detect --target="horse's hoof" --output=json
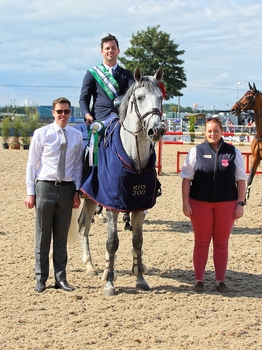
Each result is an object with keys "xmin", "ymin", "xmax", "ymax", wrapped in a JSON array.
[
  {"xmin": 95, "ymin": 205, "xmax": 103, "ymax": 215},
  {"xmin": 99, "ymin": 217, "xmax": 107, "ymax": 224},
  {"xmin": 136, "ymin": 281, "xmax": 150, "ymax": 291},
  {"xmin": 86, "ymin": 263, "xmax": 98, "ymax": 277},
  {"xmin": 86, "ymin": 269, "xmax": 98, "ymax": 277},
  {"xmin": 156, "ymin": 188, "xmax": 162, "ymax": 197},
  {"xmin": 103, "ymin": 282, "xmax": 116, "ymax": 297},
  {"xmin": 136, "ymin": 277, "xmax": 150, "ymax": 291},
  {"xmin": 124, "ymin": 223, "xmax": 132, "ymax": 231}
]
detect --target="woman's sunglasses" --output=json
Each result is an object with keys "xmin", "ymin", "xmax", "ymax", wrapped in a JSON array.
[{"xmin": 206, "ymin": 116, "xmax": 221, "ymax": 122}]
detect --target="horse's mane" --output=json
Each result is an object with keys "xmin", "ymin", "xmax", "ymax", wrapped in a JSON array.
[{"xmin": 119, "ymin": 76, "xmax": 161, "ymax": 121}]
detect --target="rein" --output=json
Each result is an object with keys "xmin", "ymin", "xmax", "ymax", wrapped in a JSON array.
[{"xmin": 120, "ymin": 89, "xmax": 162, "ymax": 172}]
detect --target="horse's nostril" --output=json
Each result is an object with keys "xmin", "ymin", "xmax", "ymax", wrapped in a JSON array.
[{"xmin": 148, "ymin": 129, "xmax": 154, "ymax": 136}]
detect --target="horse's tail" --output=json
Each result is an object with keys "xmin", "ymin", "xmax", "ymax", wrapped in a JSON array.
[{"xmin": 67, "ymin": 206, "xmax": 82, "ymax": 246}]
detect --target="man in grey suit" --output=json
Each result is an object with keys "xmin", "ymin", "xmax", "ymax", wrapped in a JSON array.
[{"xmin": 25, "ymin": 97, "xmax": 83, "ymax": 293}]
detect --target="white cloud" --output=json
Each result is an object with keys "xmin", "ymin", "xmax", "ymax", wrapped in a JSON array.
[{"xmin": 216, "ymin": 73, "xmax": 230, "ymax": 81}]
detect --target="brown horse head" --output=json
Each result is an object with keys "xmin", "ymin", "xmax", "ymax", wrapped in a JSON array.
[{"xmin": 231, "ymin": 82, "xmax": 259, "ymax": 116}]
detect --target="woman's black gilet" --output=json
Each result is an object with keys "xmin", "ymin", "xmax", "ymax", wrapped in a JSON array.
[{"xmin": 189, "ymin": 140, "xmax": 237, "ymax": 202}]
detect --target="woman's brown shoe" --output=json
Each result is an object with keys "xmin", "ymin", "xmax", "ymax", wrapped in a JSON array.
[
  {"xmin": 215, "ymin": 282, "xmax": 229, "ymax": 293},
  {"xmin": 194, "ymin": 281, "xmax": 204, "ymax": 293}
]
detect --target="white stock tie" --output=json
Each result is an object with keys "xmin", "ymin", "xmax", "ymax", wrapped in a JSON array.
[{"xmin": 56, "ymin": 129, "xmax": 67, "ymax": 181}]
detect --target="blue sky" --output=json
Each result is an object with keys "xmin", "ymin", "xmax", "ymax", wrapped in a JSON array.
[{"xmin": 0, "ymin": 0, "xmax": 261, "ymax": 111}]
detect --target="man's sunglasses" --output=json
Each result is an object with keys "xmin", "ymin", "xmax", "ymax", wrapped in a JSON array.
[{"xmin": 54, "ymin": 109, "xmax": 70, "ymax": 115}]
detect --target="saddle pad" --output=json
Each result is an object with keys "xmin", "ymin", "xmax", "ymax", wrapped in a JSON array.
[{"xmin": 80, "ymin": 120, "xmax": 161, "ymax": 212}]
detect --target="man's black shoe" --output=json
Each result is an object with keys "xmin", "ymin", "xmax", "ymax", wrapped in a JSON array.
[
  {"xmin": 54, "ymin": 280, "xmax": 75, "ymax": 292},
  {"xmin": 35, "ymin": 281, "xmax": 46, "ymax": 292}
]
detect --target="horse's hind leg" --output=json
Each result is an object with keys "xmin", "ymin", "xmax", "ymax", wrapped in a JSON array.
[
  {"xmin": 79, "ymin": 199, "xmax": 98, "ymax": 276},
  {"xmin": 102, "ymin": 210, "xmax": 119, "ymax": 297},
  {"xmin": 131, "ymin": 211, "xmax": 149, "ymax": 291},
  {"xmin": 94, "ymin": 204, "xmax": 106, "ymax": 223},
  {"xmin": 123, "ymin": 212, "xmax": 132, "ymax": 231}
]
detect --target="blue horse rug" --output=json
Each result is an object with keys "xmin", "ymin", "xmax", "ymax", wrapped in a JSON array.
[{"xmin": 80, "ymin": 119, "xmax": 161, "ymax": 212}]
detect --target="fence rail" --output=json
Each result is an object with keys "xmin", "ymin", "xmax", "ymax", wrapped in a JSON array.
[
  {"xmin": 175, "ymin": 151, "xmax": 261, "ymax": 174},
  {"xmin": 156, "ymin": 131, "xmax": 256, "ymax": 175}
]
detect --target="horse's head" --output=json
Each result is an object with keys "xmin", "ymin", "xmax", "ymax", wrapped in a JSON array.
[
  {"xmin": 133, "ymin": 67, "xmax": 167, "ymax": 142},
  {"xmin": 231, "ymin": 83, "xmax": 258, "ymax": 116},
  {"xmin": 120, "ymin": 67, "xmax": 167, "ymax": 142}
]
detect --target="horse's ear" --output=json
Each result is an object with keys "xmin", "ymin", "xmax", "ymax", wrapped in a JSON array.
[
  {"xmin": 248, "ymin": 82, "xmax": 253, "ymax": 91},
  {"xmin": 154, "ymin": 67, "xmax": 163, "ymax": 81},
  {"xmin": 253, "ymin": 83, "xmax": 257, "ymax": 93},
  {"xmin": 134, "ymin": 67, "xmax": 142, "ymax": 82}
]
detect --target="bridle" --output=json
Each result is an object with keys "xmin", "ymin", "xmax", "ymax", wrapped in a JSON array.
[
  {"xmin": 235, "ymin": 90, "xmax": 262, "ymax": 141},
  {"xmin": 234, "ymin": 90, "xmax": 257, "ymax": 113},
  {"xmin": 120, "ymin": 86, "xmax": 163, "ymax": 172},
  {"xmin": 121, "ymin": 88, "xmax": 162, "ymax": 136}
]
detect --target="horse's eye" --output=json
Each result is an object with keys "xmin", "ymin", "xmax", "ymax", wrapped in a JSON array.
[{"xmin": 137, "ymin": 94, "xmax": 145, "ymax": 102}]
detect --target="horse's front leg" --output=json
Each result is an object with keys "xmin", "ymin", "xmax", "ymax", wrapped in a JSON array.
[
  {"xmin": 102, "ymin": 210, "xmax": 119, "ymax": 297},
  {"xmin": 131, "ymin": 211, "xmax": 149, "ymax": 291},
  {"xmin": 79, "ymin": 199, "xmax": 98, "ymax": 276},
  {"xmin": 246, "ymin": 157, "xmax": 260, "ymax": 203}
]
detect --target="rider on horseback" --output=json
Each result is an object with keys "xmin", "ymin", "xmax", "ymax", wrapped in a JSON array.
[
  {"xmin": 79, "ymin": 34, "xmax": 135, "ymax": 227},
  {"xmin": 79, "ymin": 33, "xmax": 135, "ymax": 131}
]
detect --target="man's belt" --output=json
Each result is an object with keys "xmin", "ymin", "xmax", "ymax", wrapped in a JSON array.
[{"xmin": 38, "ymin": 180, "xmax": 73, "ymax": 186}]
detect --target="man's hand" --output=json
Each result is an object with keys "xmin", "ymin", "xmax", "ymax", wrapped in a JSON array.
[
  {"xmin": 73, "ymin": 192, "xmax": 81, "ymax": 209},
  {"xmin": 85, "ymin": 114, "xmax": 93, "ymax": 126},
  {"xmin": 24, "ymin": 195, "xmax": 35, "ymax": 209}
]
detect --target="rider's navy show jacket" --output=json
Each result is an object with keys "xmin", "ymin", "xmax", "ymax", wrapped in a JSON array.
[{"xmin": 79, "ymin": 65, "xmax": 134, "ymax": 122}]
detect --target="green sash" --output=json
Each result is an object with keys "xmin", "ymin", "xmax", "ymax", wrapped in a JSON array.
[{"xmin": 89, "ymin": 64, "xmax": 120, "ymax": 100}]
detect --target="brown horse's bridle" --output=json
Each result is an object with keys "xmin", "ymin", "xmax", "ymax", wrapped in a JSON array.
[
  {"xmin": 235, "ymin": 90, "xmax": 262, "ymax": 141},
  {"xmin": 235, "ymin": 90, "xmax": 257, "ymax": 112}
]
